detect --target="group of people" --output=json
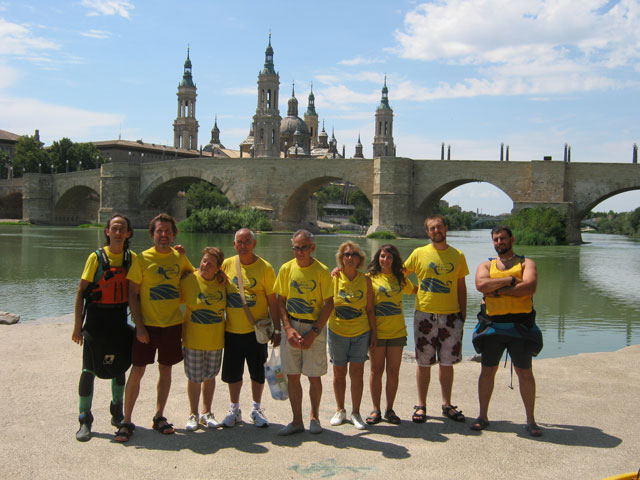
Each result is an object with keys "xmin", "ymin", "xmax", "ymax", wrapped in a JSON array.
[{"xmin": 72, "ymin": 212, "xmax": 544, "ymax": 444}]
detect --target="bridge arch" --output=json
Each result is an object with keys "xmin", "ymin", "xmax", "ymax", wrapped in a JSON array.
[
  {"xmin": 54, "ymin": 185, "xmax": 100, "ymax": 225},
  {"xmin": 575, "ymin": 186, "xmax": 640, "ymax": 220},
  {"xmin": 279, "ymin": 175, "xmax": 373, "ymax": 231},
  {"xmin": 0, "ymin": 191, "xmax": 23, "ymax": 219},
  {"xmin": 415, "ymin": 178, "xmax": 514, "ymax": 223}
]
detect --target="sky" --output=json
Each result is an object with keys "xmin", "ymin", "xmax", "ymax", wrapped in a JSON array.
[{"xmin": 1, "ymin": 0, "xmax": 639, "ymax": 215}]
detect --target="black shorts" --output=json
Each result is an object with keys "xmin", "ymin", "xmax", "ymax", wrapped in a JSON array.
[
  {"xmin": 221, "ymin": 331, "xmax": 268, "ymax": 384},
  {"xmin": 82, "ymin": 305, "xmax": 133, "ymax": 379},
  {"xmin": 480, "ymin": 335, "xmax": 533, "ymax": 369}
]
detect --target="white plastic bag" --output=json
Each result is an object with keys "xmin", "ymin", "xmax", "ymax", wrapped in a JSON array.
[{"xmin": 264, "ymin": 346, "xmax": 288, "ymax": 401}]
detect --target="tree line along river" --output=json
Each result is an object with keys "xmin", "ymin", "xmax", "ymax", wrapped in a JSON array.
[{"xmin": 1, "ymin": 225, "xmax": 638, "ymax": 359}]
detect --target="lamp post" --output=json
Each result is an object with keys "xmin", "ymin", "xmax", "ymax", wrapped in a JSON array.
[
  {"xmin": 51, "ymin": 163, "xmax": 54, "ymax": 174},
  {"xmin": 38, "ymin": 162, "xmax": 41, "ymax": 173},
  {"xmin": 65, "ymin": 159, "xmax": 69, "ymax": 173},
  {"xmin": 78, "ymin": 160, "xmax": 82, "ymax": 171}
]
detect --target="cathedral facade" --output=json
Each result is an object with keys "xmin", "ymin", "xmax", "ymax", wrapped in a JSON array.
[{"xmin": 173, "ymin": 36, "xmax": 396, "ymax": 159}]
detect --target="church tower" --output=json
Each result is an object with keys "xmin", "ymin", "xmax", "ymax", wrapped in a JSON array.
[
  {"xmin": 372, "ymin": 76, "xmax": 395, "ymax": 157},
  {"xmin": 173, "ymin": 48, "xmax": 199, "ymax": 150},
  {"xmin": 354, "ymin": 134, "xmax": 364, "ymax": 158},
  {"xmin": 304, "ymin": 83, "xmax": 319, "ymax": 148},
  {"xmin": 252, "ymin": 34, "xmax": 281, "ymax": 158}
]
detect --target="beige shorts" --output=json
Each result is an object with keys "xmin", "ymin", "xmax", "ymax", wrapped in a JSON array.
[{"xmin": 281, "ymin": 318, "xmax": 328, "ymax": 377}]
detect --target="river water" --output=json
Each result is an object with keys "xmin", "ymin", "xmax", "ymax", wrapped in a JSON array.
[{"xmin": 1, "ymin": 225, "xmax": 638, "ymax": 359}]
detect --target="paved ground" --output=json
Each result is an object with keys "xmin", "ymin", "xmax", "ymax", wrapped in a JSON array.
[{"xmin": 1, "ymin": 315, "xmax": 638, "ymax": 480}]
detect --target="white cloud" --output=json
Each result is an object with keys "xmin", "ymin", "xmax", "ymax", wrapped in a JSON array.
[
  {"xmin": 0, "ymin": 96, "xmax": 124, "ymax": 143},
  {"xmin": 81, "ymin": 0, "xmax": 134, "ymax": 19},
  {"xmin": 0, "ymin": 17, "xmax": 60, "ymax": 55},
  {"xmin": 392, "ymin": 0, "xmax": 640, "ymax": 97},
  {"xmin": 80, "ymin": 29, "xmax": 111, "ymax": 39},
  {"xmin": 0, "ymin": 61, "xmax": 18, "ymax": 89},
  {"xmin": 223, "ymin": 86, "xmax": 255, "ymax": 96},
  {"xmin": 338, "ymin": 56, "xmax": 384, "ymax": 66}
]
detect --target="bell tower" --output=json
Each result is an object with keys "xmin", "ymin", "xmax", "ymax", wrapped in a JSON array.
[
  {"xmin": 173, "ymin": 47, "xmax": 199, "ymax": 150},
  {"xmin": 252, "ymin": 33, "xmax": 281, "ymax": 158},
  {"xmin": 304, "ymin": 83, "xmax": 319, "ymax": 148},
  {"xmin": 372, "ymin": 76, "xmax": 395, "ymax": 158}
]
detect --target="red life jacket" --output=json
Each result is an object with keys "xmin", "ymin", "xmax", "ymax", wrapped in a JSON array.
[{"xmin": 84, "ymin": 248, "xmax": 132, "ymax": 306}]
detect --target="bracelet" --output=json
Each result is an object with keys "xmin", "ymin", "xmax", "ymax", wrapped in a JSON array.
[
  {"xmin": 510, "ymin": 276, "xmax": 517, "ymax": 287},
  {"xmin": 311, "ymin": 325, "xmax": 320, "ymax": 334}
]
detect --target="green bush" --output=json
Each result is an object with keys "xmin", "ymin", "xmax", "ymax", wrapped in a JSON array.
[
  {"xmin": 506, "ymin": 207, "xmax": 567, "ymax": 245},
  {"xmin": 367, "ymin": 231, "xmax": 397, "ymax": 239},
  {"xmin": 179, "ymin": 206, "xmax": 272, "ymax": 233}
]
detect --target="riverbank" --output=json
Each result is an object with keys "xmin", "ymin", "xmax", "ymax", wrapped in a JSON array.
[{"xmin": 1, "ymin": 315, "xmax": 638, "ymax": 479}]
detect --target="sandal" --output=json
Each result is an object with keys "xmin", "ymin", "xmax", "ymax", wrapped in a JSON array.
[
  {"xmin": 412, "ymin": 405, "xmax": 427, "ymax": 424},
  {"xmin": 384, "ymin": 409, "xmax": 401, "ymax": 425},
  {"xmin": 442, "ymin": 404, "xmax": 465, "ymax": 422},
  {"xmin": 114, "ymin": 422, "xmax": 135, "ymax": 442},
  {"xmin": 470, "ymin": 417, "xmax": 489, "ymax": 431},
  {"xmin": 152, "ymin": 415, "xmax": 175, "ymax": 435},
  {"xmin": 524, "ymin": 422, "xmax": 542, "ymax": 437},
  {"xmin": 366, "ymin": 410, "xmax": 382, "ymax": 425}
]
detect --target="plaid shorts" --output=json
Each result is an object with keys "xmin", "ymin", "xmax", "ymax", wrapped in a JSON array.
[
  {"xmin": 413, "ymin": 311, "xmax": 464, "ymax": 366},
  {"xmin": 183, "ymin": 347, "xmax": 223, "ymax": 383}
]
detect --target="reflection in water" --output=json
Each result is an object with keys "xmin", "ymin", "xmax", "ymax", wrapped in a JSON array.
[{"xmin": 0, "ymin": 226, "xmax": 638, "ymax": 358}]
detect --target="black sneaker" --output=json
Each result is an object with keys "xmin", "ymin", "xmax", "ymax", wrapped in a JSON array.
[
  {"xmin": 110, "ymin": 402, "xmax": 124, "ymax": 427},
  {"xmin": 76, "ymin": 411, "xmax": 94, "ymax": 442}
]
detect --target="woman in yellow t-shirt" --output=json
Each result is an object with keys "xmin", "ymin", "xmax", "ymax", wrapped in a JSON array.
[
  {"xmin": 180, "ymin": 246, "xmax": 229, "ymax": 432},
  {"xmin": 327, "ymin": 241, "xmax": 376, "ymax": 430},
  {"xmin": 366, "ymin": 244, "xmax": 415, "ymax": 425}
]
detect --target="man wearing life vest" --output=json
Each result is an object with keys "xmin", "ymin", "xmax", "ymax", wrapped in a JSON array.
[
  {"xmin": 472, "ymin": 225, "xmax": 543, "ymax": 437},
  {"xmin": 115, "ymin": 213, "xmax": 194, "ymax": 442},
  {"xmin": 72, "ymin": 214, "xmax": 136, "ymax": 442}
]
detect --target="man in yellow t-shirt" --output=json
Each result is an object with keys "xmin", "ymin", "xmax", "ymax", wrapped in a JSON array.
[
  {"xmin": 115, "ymin": 213, "xmax": 194, "ymax": 442},
  {"xmin": 274, "ymin": 229, "xmax": 333, "ymax": 436},
  {"xmin": 404, "ymin": 214, "xmax": 468, "ymax": 424},
  {"xmin": 219, "ymin": 228, "xmax": 280, "ymax": 429}
]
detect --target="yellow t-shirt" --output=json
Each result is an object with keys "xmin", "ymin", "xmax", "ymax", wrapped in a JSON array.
[
  {"xmin": 485, "ymin": 259, "xmax": 533, "ymax": 315},
  {"xmin": 273, "ymin": 258, "xmax": 332, "ymax": 321},
  {"xmin": 180, "ymin": 271, "xmax": 228, "ymax": 350},
  {"xmin": 221, "ymin": 255, "xmax": 276, "ymax": 334},
  {"xmin": 370, "ymin": 273, "xmax": 414, "ymax": 339},
  {"xmin": 404, "ymin": 244, "xmax": 469, "ymax": 314},
  {"xmin": 127, "ymin": 247, "xmax": 194, "ymax": 327},
  {"xmin": 81, "ymin": 247, "xmax": 137, "ymax": 282},
  {"xmin": 328, "ymin": 271, "xmax": 370, "ymax": 337}
]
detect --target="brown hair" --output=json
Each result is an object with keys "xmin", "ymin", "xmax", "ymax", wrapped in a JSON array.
[
  {"xmin": 104, "ymin": 213, "xmax": 133, "ymax": 250},
  {"xmin": 149, "ymin": 213, "xmax": 178, "ymax": 237},
  {"xmin": 201, "ymin": 246, "xmax": 224, "ymax": 268}
]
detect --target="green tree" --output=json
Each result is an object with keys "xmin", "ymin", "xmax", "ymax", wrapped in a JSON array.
[
  {"xmin": 49, "ymin": 138, "xmax": 104, "ymax": 172},
  {"xmin": 185, "ymin": 181, "xmax": 231, "ymax": 216},
  {"xmin": 0, "ymin": 151, "xmax": 10, "ymax": 178},
  {"xmin": 12, "ymin": 134, "xmax": 50, "ymax": 176},
  {"xmin": 506, "ymin": 207, "xmax": 567, "ymax": 245}
]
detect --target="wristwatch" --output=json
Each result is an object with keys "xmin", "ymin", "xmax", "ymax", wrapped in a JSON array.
[
  {"xmin": 311, "ymin": 325, "xmax": 320, "ymax": 334},
  {"xmin": 510, "ymin": 276, "xmax": 517, "ymax": 287},
  {"xmin": 273, "ymin": 329, "xmax": 281, "ymax": 335}
]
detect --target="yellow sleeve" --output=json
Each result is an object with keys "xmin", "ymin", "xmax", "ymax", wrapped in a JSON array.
[
  {"xmin": 80, "ymin": 252, "xmax": 99, "ymax": 282},
  {"xmin": 126, "ymin": 254, "xmax": 142, "ymax": 284},
  {"xmin": 402, "ymin": 277, "xmax": 415, "ymax": 294}
]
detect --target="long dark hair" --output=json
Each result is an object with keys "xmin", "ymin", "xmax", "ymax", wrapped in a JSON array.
[
  {"xmin": 367, "ymin": 243, "xmax": 405, "ymax": 288},
  {"xmin": 104, "ymin": 213, "xmax": 133, "ymax": 251}
]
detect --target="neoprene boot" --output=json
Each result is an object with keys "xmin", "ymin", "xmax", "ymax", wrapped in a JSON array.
[
  {"xmin": 76, "ymin": 411, "xmax": 94, "ymax": 442},
  {"xmin": 110, "ymin": 402, "xmax": 124, "ymax": 427}
]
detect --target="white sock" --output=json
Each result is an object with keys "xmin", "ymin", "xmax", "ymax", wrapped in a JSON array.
[
  {"xmin": 230, "ymin": 402, "xmax": 240, "ymax": 411},
  {"xmin": 252, "ymin": 401, "xmax": 261, "ymax": 411}
]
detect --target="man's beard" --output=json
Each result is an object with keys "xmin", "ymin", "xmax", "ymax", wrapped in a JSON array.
[{"xmin": 495, "ymin": 245, "xmax": 510, "ymax": 254}]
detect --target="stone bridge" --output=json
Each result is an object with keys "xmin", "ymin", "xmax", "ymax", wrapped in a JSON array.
[{"xmin": 1, "ymin": 155, "xmax": 639, "ymax": 243}]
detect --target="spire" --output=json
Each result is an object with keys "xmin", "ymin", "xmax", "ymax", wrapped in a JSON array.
[
  {"xmin": 356, "ymin": 133, "xmax": 362, "ymax": 146},
  {"xmin": 378, "ymin": 74, "xmax": 391, "ymax": 111},
  {"xmin": 287, "ymin": 82, "xmax": 299, "ymax": 116},
  {"xmin": 180, "ymin": 46, "xmax": 195, "ymax": 87},
  {"xmin": 305, "ymin": 82, "xmax": 317, "ymax": 116},
  {"xmin": 261, "ymin": 32, "xmax": 276, "ymax": 75}
]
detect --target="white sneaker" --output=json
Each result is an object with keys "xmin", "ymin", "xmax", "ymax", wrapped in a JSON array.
[
  {"xmin": 351, "ymin": 412, "xmax": 367, "ymax": 430},
  {"xmin": 278, "ymin": 422, "xmax": 304, "ymax": 436},
  {"xmin": 309, "ymin": 419, "xmax": 323, "ymax": 434},
  {"xmin": 250, "ymin": 408, "xmax": 269, "ymax": 428},
  {"xmin": 185, "ymin": 413, "xmax": 198, "ymax": 431},
  {"xmin": 222, "ymin": 408, "xmax": 241, "ymax": 428},
  {"xmin": 199, "ymin": 412, "xmax": 220, "ymax": 429},
  {"xmin": 330, "ymin": 409, "xmax": 347, "ymax": 426}
]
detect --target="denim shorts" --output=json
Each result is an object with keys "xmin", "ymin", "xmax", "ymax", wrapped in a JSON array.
[{"xmin": 328, "ymin": 328, "xmax": 370, "ymax": 367}]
